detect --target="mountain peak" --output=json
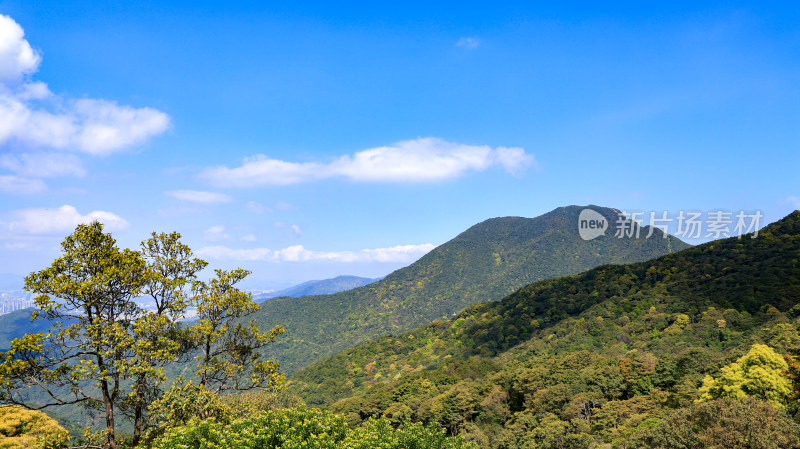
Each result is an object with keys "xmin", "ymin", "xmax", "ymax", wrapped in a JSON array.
[
  {"xmin": 253, "ymin": 205, "xmax": 689, "ymax": 374},
  {"xmin": 457, "ymin": 205, "xmax": 678, "ymax": 244},
  {"xmin": 762, "ymin": 210, "xmax": 800, "ymax": 237}
]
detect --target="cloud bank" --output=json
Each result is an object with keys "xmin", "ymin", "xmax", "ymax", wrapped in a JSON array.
[
  {"xmin": 201, "ymin": 137, "xmax": 535, "ymax": 187},
  {"xmin": 2, "ymin": 205, "xmax": 128, "ymax": 235},
  {"xmin": 0, "ymin": 14, "xmax": 170, "ymax": 193},
  {"xmin": 197, "ymin": 243, "xmax": 436, "ymax": 263},
  {"xmin": 0, "ymin": 175, "xmax": 47, "ymax": 194},
  {"xmin": 0, "ymin": 152, "xmax": 86, "ymax": 178}
]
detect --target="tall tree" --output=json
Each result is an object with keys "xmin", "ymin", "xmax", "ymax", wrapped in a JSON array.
[
  {"xmin": 0, "ymin": 222, "xmax": 284, "ymax": 449},
  {"xmin": 123, "ymin": 231, "xmax": 207, "ymax": 446},
  {"xmin": 192, "ymin": 268, "xmax": 284, "ymax": 393}
]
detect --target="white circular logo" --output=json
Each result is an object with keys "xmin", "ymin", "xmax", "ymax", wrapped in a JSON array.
[{"xmin": 578, "ymin": 209, "xmax": 608, "ymax": 240}]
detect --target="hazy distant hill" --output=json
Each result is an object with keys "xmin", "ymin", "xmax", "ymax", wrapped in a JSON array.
[
  {"xmin": 254, "ymin": 275, "xmax": 379, "ymax": 301},
  {"xmin": 0, "ymin": 276, "xmax": 376, "ymax": 351},
  {"xmin": 0, "ymin": 308, "xmax": 78, "ymax": 350},
  {"xmin": 288, "ymin": 211, "xmax": 800, "ymax": 447},
  {"xmin": 254, "ymin": 205, "xmax": 689, "ymax": 374}
]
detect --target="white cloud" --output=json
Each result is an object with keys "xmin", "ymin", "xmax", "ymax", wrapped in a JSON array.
[
  {"xmin": 166, "ymin": 190, "xmax": 232, "ymax": 204},
  {"xmin": 3, "ymin": 205, "xmax": 128, "ymax": 234},
  {"xmin": 0, "ymin": 152, "xmax": 86, "ymax": 178},
  {"xmin": 275, "ymin": 222, "xmax": 302, "ymax": 236},
  {"xmin": 456, "ymin": 37, "xmax": 480, "ymax": 50},
  {"xmin": 201, "ymin": 138, "xmax": 535, "ymax": 187},
  {"xmin": 196, "ymin": 243, "xmax": 436, "ymax": 263},
  {"xmin": 241, "ymin": 234, "xmax": 257, "ymax": 242},
  {"xmin": 203, "ymin": 225, "xmax": 230, "ymax": 242},
  {"xmin": 0, "ymin": 15, "xmax": 170, "ymax": 156},
  {"xmin": 0, "ymin": 175, "xmax": 47, "ymax": 194},
  {"xmin": 0, "ymin": 15, "xmax": 41, "ymax": 83},
  {"xmin": 206, "ymin": 156, "xmax": 324, "ymax": 186},
  {"xmin": 0, "ymin": 93, "xmax": 171, "ymax": 156}
]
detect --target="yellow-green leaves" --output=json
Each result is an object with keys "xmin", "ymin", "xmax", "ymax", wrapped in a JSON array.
[
  {"xmin": 697, "ymin": 343, "xmax": 792, "ymax": 408},
  {"xmin": 149, "ymin": 408, "xmax": 475, "ymax": 449},
  {"xmin": 191, "ymin": 268, "xmax": 285, "ymax": 393},
  {"xmin": 0, "ymin": 405, "xmax": 69, "ymax": 449},
  {"xmin": 0, "ymin": 222, "xmax": 285, "ymax": 449}
]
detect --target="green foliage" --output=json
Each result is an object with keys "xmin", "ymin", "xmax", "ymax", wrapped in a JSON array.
[
  {"xmin": 0, "ymin": 223, "xmax": 283, "ymax": 449},
  {"xmin": 697, "ymin": 343, "xmax": 792, "ymax": 407},
  {"xmin": 148, "ymin": 408, "xmax": 475, "ymax": 449},
  {"xmin": 0, "ymin": 405, "xmax": 69, "ymax": 449},
  {"xmin": 145, "ymin": 376, "xmax": 303, "ymax": 444},
  {"xmin": 254, "ymin": 206, "xmax": 687, "ymax": 375},
  {"xmin": 147, "ymin": 377, "xmax": 229, "ymax": 434},
  {"xmin": 192, "ymin": 268, "xmax": 285, "ymax": 392},
  {"xmin": 218, "ymin": 387, "xmax": 304, "ymax": 419},
  {"xmin": 627, "ymin": 397, "xmax": 800, "ymax": 449},
  {"xmin": 287, "ymin": 211, "xmax": 800, "ymax": 447}
]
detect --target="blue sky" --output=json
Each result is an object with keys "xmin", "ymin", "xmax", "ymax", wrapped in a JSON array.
[{"xmin": 0, "ymin": 1, "xmax": 798, "ymax": 289}]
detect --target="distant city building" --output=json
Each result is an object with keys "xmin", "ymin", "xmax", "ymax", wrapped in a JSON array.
[{"xmin": 0, "ymin": 292, "xmax": 36, "ymax": 315}]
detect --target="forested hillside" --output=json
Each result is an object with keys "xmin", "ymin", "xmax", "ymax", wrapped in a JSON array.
[
  {"xmin": 254, "ymin": 205, "xmax": 688, "ymax": 374},
  {"xmin": 0, "ymin": 308, "xmax": 76, "ymax": 350},
  {"xmin": 287, "ymin": 211, "xmax": 800, "ymax": 447}
]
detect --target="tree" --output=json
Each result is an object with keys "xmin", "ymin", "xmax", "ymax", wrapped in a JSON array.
[
  {"xmin": 696, "ymin": 344, "xmax": 792, "ymax": 408},
  {"xmin": 430, "ymin": 382, "xmax": 477, "ymax": 436},
  {"xmin": 0, "ymin": 222, "xmax": 284, "ymax": 449},
  {"xmin": 628, "ymin": 397, "xmax": 800, "ymax": 449},
  {"xmin": 125, "ymin": 231, "xmax": 208, "ymax": 445},
  {"xmin": 191, "ymin": 268, "xmax": 284, "ymax": 392}
]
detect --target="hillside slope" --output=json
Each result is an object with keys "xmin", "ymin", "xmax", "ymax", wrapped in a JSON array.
[
  {"xmin": 0, "ymin": 308, "xmax": 75, "ymax": 350},
  {"xmin": 288, "ymin": 211, "xmax": 800, "ymax": 447},
  {"xmin": 255, "ymin": 205, "xmax": 688, "ymax": 374}
]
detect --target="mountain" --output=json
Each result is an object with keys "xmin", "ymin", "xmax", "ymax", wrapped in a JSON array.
[
  {"xmin": 287, "ymin": 211, "xmax": 800, "ymax": 447},
  {"xmin": 254, "ymin": 205, "xmax": 689, "ymax": 374},
  {"xmin": 0, "ymin": 308, "xmax": 75, "ymax": 350},
  {"xmin": 254, "ymin": 275, "xmax": 379, "ymax": 300}
]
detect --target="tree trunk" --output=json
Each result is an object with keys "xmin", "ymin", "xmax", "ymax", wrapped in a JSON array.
[
  {"xmin": 200, "ymin": 338, "xmax": 212, "ymax": 386},
  {"xmin": 101, "ymin": 379, "xmax": 117, "ymax": 449},
  {"xmin": 131, "ymin": 375, "xmax": 145, "ymax": 447}
]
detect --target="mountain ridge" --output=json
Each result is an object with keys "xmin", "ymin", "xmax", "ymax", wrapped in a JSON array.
[
  {"xmin": 254, "ymin": 275, "xmax": 379, "ymax": 301},
  {"xmin": 254, "ymin": 205, "xmax": 689, "ymax": 374},
  {"xmin": 286, "ymin": 211, "xmax": 800, "ymax": 447}
]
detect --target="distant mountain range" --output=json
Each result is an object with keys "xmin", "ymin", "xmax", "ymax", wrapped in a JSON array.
[
  {"xmin": 253, "ymin": 205, "xmax": 689, "ymax": 374},
  {"xmin": 0, "ymin": 275, "xmax": 377, "ymax": 350},
  {"xmin": 0, "ymin": 308, "xmax": 78, "ymax": 350},
  {"xmin": 254, "ymin": 275, "xmax": 379, "ymax": 300}
]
